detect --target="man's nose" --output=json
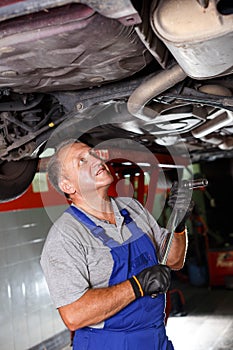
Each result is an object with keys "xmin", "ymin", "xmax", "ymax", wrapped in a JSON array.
[
  {"xmin": 89, "ymin": 154, "xmax": 102, "ymax": 166},
  {"xmin": 88, "ymin": 149, "xmax": 109, "ymax": 162}
]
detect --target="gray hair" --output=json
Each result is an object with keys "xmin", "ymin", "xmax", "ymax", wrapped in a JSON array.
[{"xmin": 47, "ymin": 139, "xmax": 80, "ymax": 194}]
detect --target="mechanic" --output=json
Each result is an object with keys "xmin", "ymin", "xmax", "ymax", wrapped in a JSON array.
[{"xmin": 40, "ymin": 139, "xmax": 191, "ymax": 350}]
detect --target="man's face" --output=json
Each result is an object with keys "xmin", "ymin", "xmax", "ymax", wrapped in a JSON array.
[{"xmin": 58, "ymin": 142, "xmax": 113, "ymax": 196}]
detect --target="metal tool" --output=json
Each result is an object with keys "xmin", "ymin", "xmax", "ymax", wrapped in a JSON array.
[
  {"xmin": 161, "ymin": 178, "xmax": 208, "ymax": 265},
  {"xmin": 151, "ymin": 178, "xmax": 208, "ymax": 298},
  {"xmin": 181, "ymin": 178, "xmax": 208, "ymax": 190}
]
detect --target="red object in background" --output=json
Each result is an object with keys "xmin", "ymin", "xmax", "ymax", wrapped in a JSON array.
[
  {"xmin": 207, "ymin": 249, "xmax": 233, "ymax": 287},
  {"xmin": 0, "ymin": 148, "xmax": 188, "ymax": 212},
  {"xmin": 0, "ymin": 179, "xmax": 69, "ymax": 212}
]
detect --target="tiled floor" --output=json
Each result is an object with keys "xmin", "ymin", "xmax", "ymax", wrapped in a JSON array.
[{"xmin": 166, "ymin": 280, "xmax": 233, "ymax": 350}]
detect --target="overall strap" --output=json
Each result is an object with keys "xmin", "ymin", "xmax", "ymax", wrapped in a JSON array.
[
  {"xmin": 120, "ymin": 208, "xmax": 150, "ymax": 242},
  {"xmin": 120, "ymin": 208, "xmax": 132, "ymax": 224},
  {"xmin": 66, "ymin": 206, "xmax": 119, "ymax": 247}
]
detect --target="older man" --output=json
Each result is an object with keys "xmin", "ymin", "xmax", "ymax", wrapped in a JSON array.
[{"xmin": 41, "ymin": 139, "xmax": 189, "ymax": 350}]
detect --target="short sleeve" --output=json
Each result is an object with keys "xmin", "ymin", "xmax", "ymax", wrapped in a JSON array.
[{"xmin": 40, "ymin": 221, "xmax": 90, "ymax": 308}]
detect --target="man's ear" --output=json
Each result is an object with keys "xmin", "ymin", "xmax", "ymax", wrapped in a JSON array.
[{"xmin": 59, "ymin": 178, "xmax": 75, "ymax": 195}]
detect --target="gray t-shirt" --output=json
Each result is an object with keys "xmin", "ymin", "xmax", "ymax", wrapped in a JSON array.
[{"xmin": 40, "ymin": 197, "xmax": 169, "ymax": 311}]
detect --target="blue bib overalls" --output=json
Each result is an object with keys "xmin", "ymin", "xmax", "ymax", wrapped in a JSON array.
[{"xmin": 66, "ymin": 206, "xmax": 174, "ymax": 350}]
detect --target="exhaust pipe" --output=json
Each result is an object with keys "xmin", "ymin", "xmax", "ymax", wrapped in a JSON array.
[
  {"xmin": 192, "ymin": 110, "xmax": 233, "ymax": 138},
  {"xmin": 192, "ymin": 109, "xmax": 233, "ymax": 150},
  {"xmin": 127, "ymin": 64, "xmax": 187, "ymax": 120}
]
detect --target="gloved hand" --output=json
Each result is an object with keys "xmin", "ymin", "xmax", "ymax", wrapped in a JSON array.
[
  {"xmin": 129, "ymin": 264, "xmax": 171, "ymax": 298},
  {"xmin": 168, "ymin": 181, "xmax": 194, "ymax": 232}
]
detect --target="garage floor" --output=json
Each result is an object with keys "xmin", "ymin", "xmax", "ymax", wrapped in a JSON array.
[{"xmin": 166, "ymin": 280, "xmax": 233, "ymax": 350}]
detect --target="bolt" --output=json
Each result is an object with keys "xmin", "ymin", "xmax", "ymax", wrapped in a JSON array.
[{"xmin": 76, "ymin": 103, "xmax": 83, "ymax": 111}]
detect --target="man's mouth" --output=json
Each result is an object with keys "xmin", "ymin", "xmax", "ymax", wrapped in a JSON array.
[{"xmin": 95, "ymin": 166, "xmax": 106, "ymax": 176}]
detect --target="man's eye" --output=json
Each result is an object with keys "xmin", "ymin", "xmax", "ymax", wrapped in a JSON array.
[{"xmin": 79, "ymin": 158, "xmax": 86, "ymax": 165}]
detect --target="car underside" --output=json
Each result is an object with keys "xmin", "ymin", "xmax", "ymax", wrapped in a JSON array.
[{"xmin": 0, "ymin": 0, "xmax": 232, "ymax": 202}]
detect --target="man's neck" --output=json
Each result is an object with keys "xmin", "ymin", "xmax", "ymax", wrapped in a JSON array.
[{"xmin": 72, "ymin": 192, "xmax": 116, "ymax": 224}]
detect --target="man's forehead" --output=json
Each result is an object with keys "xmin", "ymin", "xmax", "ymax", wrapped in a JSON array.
[{"xmin": 59, "ymin": 142, "xmax": 90, "ymax": 158}]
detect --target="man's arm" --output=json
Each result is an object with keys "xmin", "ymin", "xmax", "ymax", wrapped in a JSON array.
[
  {"xmin": 58, "ymin": 264, "xmax": 171, "ymax": 331},
  {"xmin": 165, "ymin": 229, "xmax": 187, "ymax": 270},
  {"xmin": 59, "ymin": 280, "xmax": 134, "ymax": 331}
]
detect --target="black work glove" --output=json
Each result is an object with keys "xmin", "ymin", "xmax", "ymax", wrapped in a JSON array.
[
  {"xmin": 129, "ymin": 264, "xmax": 171, "ymax": 298},
  {"xmin": 168, "ymin": 181, "xmax": 194, "ymax": 232}
]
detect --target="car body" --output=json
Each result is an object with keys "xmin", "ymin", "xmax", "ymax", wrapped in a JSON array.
[{"xmin": 0, "ymin": 0, "xmax": 232, "ymax": 201}]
